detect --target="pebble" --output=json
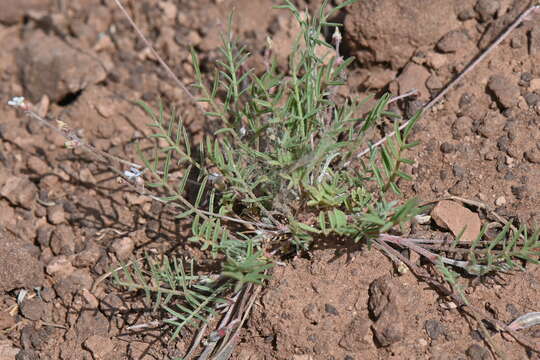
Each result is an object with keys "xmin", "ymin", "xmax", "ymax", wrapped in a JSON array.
[
  {"xmin": 47, "ymin": 204, "xmax": 66, "ymax": 225},
  {"xmin": 424, "ymin": 319, "xmax": 445, "ymax": 340},
  {"xmin": 27, "ymin": 156, "xmax": 49, "ymax": 175},
  {"xmin": 452, "ymin": 164, "xmax": 465, "ymax": 178},
  {"xmin": 0, "ymin": 311, "xmax": 16, "ymax": 330},
  {"xmin": 487, "ymin": 75, "xmax": 519, "ymax": 109},
  {"xmin": 524, "ymin": 148, "xmax": 540, "ymax": 163},
  {"xmin": 529, "ymin": 26, "xmax": 540, "ymax": 58},
  {"xmin": 46, "ymin": 256, "xmax": 75, "ymax": 279},
  {"xmin": 50, "ymin": 225, "xmax": 75, "ymax": 255},
  {"xmin": 338, "ymin": 316, "xmax": 372, "ymax": 352},
  {"xmin": 20, "ymin": 297, "xmax": 45, "ymax": 321},
  {"xmin": 524, "ymin": 93, "xmax": 540, "ymax": 107},
  {"xmin": 440, "ymin": 301, "xmax": 458, "ymax": 310},
  {"xmin": 474, "ymin": 0, "xmax": 500, "ymax": 22},
  {"xmin": 530, "ymin": 78, "xmax": 540, "ymax": 91},
  {"xmin": 0, "ymin": 176, "xmax": 37, "ymax": 210},
  {"xmin": 436, "ymin": 30, "xmax": 469, "ymax": 53},
  {"xmin": 494, "ymin": 196, "xmax": 506, "ymax": 206},
  {"xmin": 110, "ymin": 237, "xmax": 134, "ymax": 261},
  {"xmin": 440, "ymin": 142, "xmax": 455, "ymax": 154},
  {"xmin": 84, "ymin": 335, "xmax": 115, "ymax": 360},
  {"xmin": 73, "ymin": 241, "xmax": 102, "ymax": 268},
  {"xmin": 465, "ymin": 343, "xmax": 489, "ymax": 360},
  {"xmin": 324, "ymin": 304, "xmax": 339, "ymax": 316},
  {"xmin": 511, "ymin": 185, "xmax": 528, "ymax": 200},
  {"xmin": 55, "ymin": 270, "xmax": 93, "ymax": 304}
]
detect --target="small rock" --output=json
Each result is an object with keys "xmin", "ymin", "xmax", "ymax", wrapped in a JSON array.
[
  {"xmin": 530, "ymin": 78, "xmax": 540, "ymax": 91},
  {"xmin": 75, "ymin": 310, "xmax": 109, "ymax": 341},
  {"xmin": 83, "ymin": 335, "xmax": 115, "ymax": 360},
  {"xmin": 425, "ymin": 52, "xmax": 447, "ymax": 70},
  {"xmin": 440, "ymin": 301, "xmax": 458, "ymax": 310},
  {"xmin": 371, "ymin": 302, "xmax": 403, "ymax": 346},
  {"xmin": 524, "ymin": 93, "xmax": 540, "ymax": 107},
  {"xmin": 0, "ymin": 311, "xmax": 16, "ymax": 330},
  {"xmin": 19, "ymin": 298, "xmax": 45, "ymax": 321},
  {"xmin": 448, "ymin": 180, "xmax": 468, "ymax": 196},
  {"xmin": 436, "ymin": 30, "xmax": 469, "ymax": 53},
  {"xmin": 292, "ymin": 356, "xmax": 312, "ymax": 360},
  {"xmin": 129, "ymin": 342, "xmax": 152, "ymax": 360},
  {"xmin": 440, "ymin": 142, "xmax": 455, "ymax": 154},
  {"xmin": 110, "ymin": 237, "xmax": 134, "ymax": 261},
  {"xmin": 40, "ymin": 287, "xmax": 55, "ymax": 302},
  {"xmin": 397, "ymin": 63, "xmax": 431, "ymax": 99},
  {"xmin": 80, "ymin": 289, "xmax": 99, "ymax": 309},
  {"xmin": 338, "ymin": 316, "xmax": 371, "ymax": 351},
  {"xmin": 511, "ymin": 185, "xmax": 528, "ymax": 200},
  {"xmin": 74, "ymin": 241, "xmax": 102, "ymax": 268},
  {"xmin": 458, "ymin": 8, "xmax": 475, "ymax": 21},
  {"xmin": 47, "ymin": 204, "xmax": 66, "ymax": 225},
  {"xmin": 487, "ymin": 75, "xmax": 519, "ymax": 109},
  {"xmin": 0, "ymin": 230, "xmax": 44, "ymax": 292},
  {"xmin": 521, "ymin": 72, "xmax": 533, "ymax": 82},
  {"xmin": 474, "ymin": 0, "xmax": 500, "ymax": 22},
  {"xmin": 424, "ymin": 319, "xmax": 445, "ymax": 340},
  {"xmin": 494, "ymin": 196, "xmax": 506, "ymax": 206},
  {"xmin": 50, "ymin": 225, "xmax": 75, "ymax": 255},
  {"xmin": 19, "ymin": 32, "xmax": 107, "ymax": 102},
  {"xmin": 55, "ymin": 269, "xmax": 93, "ymax": 304},
  {"xmin": 158, "ymin": 1, "xmax": 177, "ymax": 21},
  {"xmin": 302, "ymin": 303, "xmax": 319, "ymax": 323},
  {"xmin": 1, "ymin": 176, "xmax": 37, "ymax": 210},
  {"xmin": 37, "ymin": 226, "xmax": 53, "ymax": 247},
  {"xmin": 524, "ymin": 148, "xmax": 540, "ymax": 163},
  {"xmin": 414, "ymin": 214, "xmax": 431, "ymax": 224},
  {"xmin": 46, "ymin": 256, "xmax": 75, "ymax": 279},
  {"xmin": 529, "ymin": 27, "xmax": 540, "ymax": 58},
  {"xmin": 26, "ymin": 156, "xmax": 49, "ymax": 175},
  {"xmin": 465, "ymin": 343, "xmax": 489, "ymax": 360},
  {"xmin": 78, "ymin": 168, "xmax": 97, "ymax": 185},
  {"xmin": 0, "ymin": 340, "xmax": 20, "ymax": 359},
  {"xmin": 15, "ymin": 349, "xmax": 39, "ymax": 360},
  {"xmin": 431, "ymin": 200, "xmax": 481, "ymax": 241},
  {"xmin": 426, "ymin": 74, "xmax": 443, "ymax": 92},
  {"xmin": 452, "ymin": 116, "xmax": 473, "ymax": 139},
  {"xmin": 0, "ymin": 0, "xmax": 51, "ymax": 24},
  {"xmin": 452, "ymin": 164, "xmax": 465, "ymax": 178},
  {"xmin": 369, "ymin": 277, "xmax": 394, "ymax": 318},
  {"xmin": 100, "ymin": 293, "xmax": 126, "ymax": 316},
  {"xmin": 324, "ymin": 304, "xmax": 339, "ymax": 316}
]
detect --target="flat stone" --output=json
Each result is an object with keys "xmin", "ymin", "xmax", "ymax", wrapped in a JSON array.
[{"xmin": 431, "ymin": 200, "xmax": 481, "ymax": 241}]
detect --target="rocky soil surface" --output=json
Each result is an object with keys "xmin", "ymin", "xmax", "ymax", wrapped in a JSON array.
[{"xmin": 0, "ymin": 0, "xmax": 538, "ymax": 359}]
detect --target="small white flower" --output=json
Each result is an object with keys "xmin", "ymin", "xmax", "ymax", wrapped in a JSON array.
[
  {"xmin": 239, "ymin": 127, "xmax": 246, "ymax": 137},
  {"xmin": 332, "ymin": 27, "xmax": 342, "ymax": 44},
  {"xmin": 124, "ymin": 167, "xmax": 144, "ymax": 181},
  {"xmin": 209, "ymin": 172, "xmax": 221, "ymax": 182},
  {"xmin": 7, "ymin": 96, "xmax": 25, "ymax": 108}
]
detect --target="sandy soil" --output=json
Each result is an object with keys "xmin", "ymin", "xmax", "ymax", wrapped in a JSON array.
[{"xmin": 0, "ymin": 0, "xmax": 538, "ymax": 359}]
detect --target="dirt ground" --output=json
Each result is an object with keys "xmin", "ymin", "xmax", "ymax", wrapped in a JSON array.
[{"xmin": 0, "ymin": 0, "xmax": 539, "ymax": 359}]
